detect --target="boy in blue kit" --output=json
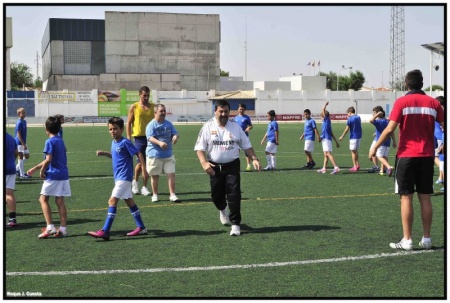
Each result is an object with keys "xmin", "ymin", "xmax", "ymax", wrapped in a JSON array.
[
  {"xmin": 369, "ymin": 108, "xmax": 396, "ymax": 176},
  {"xmin": 317, "ymin": 102, "xmax": 340, "ymax": 174},
  {"xmin": 15, "ymin": 107, "xmax": 31, "ymax": 178},
  {"xmin": 234, "ymin": 103, "xmax": 254, "ymax": 171},
  {"xmin": 339, "ymin": 106, "xmax": 362, "ymax": 172},
  {"xmin": 260, "ymin": 110, "xmax": 279, "ymax": 170},
  {"xmin": 27, "ymin": 116, "xmax": 71, "ymax": 238},
  {"xmin": 88, "ymin": 117, "xmax": 149, "ymax": 240},
  {"xmin": 300, "ymin": 109, "xmax": 321, "ymax": 169},
  {"xmin": 6, "ymin": 132, "xmax": 19, "ymax": 226}
]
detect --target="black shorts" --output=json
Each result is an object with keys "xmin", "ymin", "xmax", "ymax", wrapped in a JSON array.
[
  {"xmin": 133, "ymin": 136, "xmax": 147, "ymax": 164},
  {"xmin": 395, "ymin": 157, "xmax": 434, "ymax": 195}
]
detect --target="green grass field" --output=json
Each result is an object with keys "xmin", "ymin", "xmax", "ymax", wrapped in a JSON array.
[{"xmin": 5, "ymin": 121, "xmax": 445, "ymax": 298}]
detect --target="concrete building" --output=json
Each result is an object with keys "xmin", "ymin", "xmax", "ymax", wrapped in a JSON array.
[
  {"xmin": 41, "ymin": 11, "xmax": 220, "ymax": 91},
  {"xmin": 6, "ymin": 17, "xmax": 13, "ymax": 90}
]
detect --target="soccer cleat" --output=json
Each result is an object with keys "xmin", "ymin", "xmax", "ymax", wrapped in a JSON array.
[
  {"xmin": 131, "ymin": 181, "xmax": 139, "ymax": 194},
  {"xmin": 230, "ymin": 225, "xmax": 241, "ymax": 236},
  {"xmin": 127, "ymin": 227, "xmax": 148, "ymax": 236},
  {"xmin": 419, "ymin": 238, "xmax": 432, "ymax": 250},
  {"xmin": 20, "ymin": 174, "xmax": 31, "ymax": 179},
  {"xmin": 151, "ymin": 195, "xmax": 158, "ymax": 203},
  {"xmin": 7, "ymin": 219, "xmax": 17, "ymax": 227},
  {"xmin": 309, "ymin": 161, "xmax": 316, "ymax": 169},
  {"xmin": 16, "ymin": 170, "xmax": 20, "ymax": 176},
  {"xmin": 367, "ymin": 166, "xmax": 379, "ymax": 173},
  {"xmin": 440, "ymin": 187, "xmax": 444, "ymax": 192},
  {"xmin": 169, "ymin": 195, "xmax": 180, "ymax": 202},
  {"xmin": 387, "ymin": 167, "xmax": 393, "ymax": 177},
  {"xmin": 389, "ymin": 239, "xmax": 413, "ymax": 251},
  {"xmin": 317, "ymin": 168, "xmax": 326, "ymax": 173},
  {"xmin": 435, "ymin": 179, "xmax": 444, "ymax": 184},
  {"xmin": 245, "ymin": 165, "xmax": 252, "ymax": 171},
  {"xmin": 348, "ymin": 166, "xmax": 358, "ymax": 172},
  {"xmin": 330, "ymin": 167, "xmax": 340, "ymax": 175},
  {"xmin": 303, "ymin": 163, "xmax": 310, "ymax": 168},
  {"xmin": 141, "ymin": 186, "xmax": 151, "ymax": 196},
  {"xmin": 38, "ymin": 227, "xmax": 57, "ymax": 238},
  {"xmin": 379, "ymin": 172, "xmax": 385, "ymax": 176},
  {"xmin": 219, "ymin": 209, "xmax": 230, "ymax": 225},
  {"xmin": 263, "ymin": 166, "xmax": 272, "ymax": 171},
  {"xmin": 88, "ymin": 229, "xmax": 110, "ymax": 240},
  {"xmin": 54, "ymin": 229, "xmax": 68, "ymax": 237}
]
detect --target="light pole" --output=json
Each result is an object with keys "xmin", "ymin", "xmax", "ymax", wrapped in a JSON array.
[{"xmin": 337, "ymin": 65, "xmax": 352, "ymax": 91}]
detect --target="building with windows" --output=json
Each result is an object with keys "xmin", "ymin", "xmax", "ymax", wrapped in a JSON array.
[{"xmin": 41, "ymin": 11, "xmax": 220, "ymax": 91}]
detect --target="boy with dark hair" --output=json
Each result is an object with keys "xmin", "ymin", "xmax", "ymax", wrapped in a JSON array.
[
  {"xmin": 339, "ymin": 106, "xmax": 362, "ymax": 171},
  {"xmin": 317, "ymin": 101, "xmax": 340, "ymax": 174},
  {"xmin": 370, "ymin": 69, "xmax": 444, "ymax": 250},
  {"xmin": 27, "ymin": 116, "xmax": 71, "ymax": 238},
  {"xmin": 88, "ymin": 117, "xmax": 149, "ymax": 240},
  {"xmin": 234, "ymin": 103, "xmax": 254, "ymax": 171},
  {"xmin": 300, "ymin": 109, "xmax": 321, "ymax": 169},
  {"xmin": 261, "ymin": 110, "xmax": 279, "ymax": 170},
  {"xmin": 369, "ymin": 107, "xmax": 396, "ymax": 176}
]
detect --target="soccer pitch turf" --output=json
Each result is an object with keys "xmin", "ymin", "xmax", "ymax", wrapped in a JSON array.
[{"xmin": 4, "ymin": 122, "xmax": 445, "ymax": 298}]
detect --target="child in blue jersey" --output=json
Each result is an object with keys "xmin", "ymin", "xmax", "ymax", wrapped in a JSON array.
[
  {"xmin": 88, "ymin": 117, "xmax": 149, "ymax": 240},
  {"xmin": 15, "ymin": 107, "xmax": 31, "ymax": 178},
  {"xmin": 369, "ymin": 108, "xmax": 396, "ymax": 176},
  {"xmin": 27, "ymin": 116, "xmax": 71, "ymax": 238},
  {"xmin": 437, "ymin": 133, "xmax": 444, "ymax": 192},
  {"xmin": 260, "ymin": 110, "xmax": 279, "ymax": 170},
  {"xmin": 434, "ymin": 96, "xmax": 445, "ymax": 184},
  {"xmin": 317, "ymin": 102, "xmax": 340, "ymax": 174},
  {"xmin": 234, "ymin": 103, "xmax": 254, "ymax": 171},
  {"xmin": 300, "ymin": 109, "xmax": 321, "ymax": 169},
  {"xmin": 6, "ymin": 132, "xmax": 19, "ymax": 226},
  {"xmin": 339, "ymin": 106, "xmax": 362, "ymax": 172}
]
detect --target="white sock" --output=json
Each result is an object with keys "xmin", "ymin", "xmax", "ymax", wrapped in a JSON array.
[
  {"xmin": 266, "ymin": 155, "xmax": 271, "ymax": 167},
  {"xmin": 271, "ymin": 155, "xmax": 276, "ymax": 168},
  {"xmin": 47, "ymin": 224, "xmax": 55, "ymax": 231},
  {"xmin": 59, "ymin": 226, "xmax": 67, "ymax": 232},
  {"xmin": 422, "ymin": 237, "xmax": 431, "ymax": 242},
  {"xmin": 18, "ymin": 159, "xmax": 25, "ymax": 176}
]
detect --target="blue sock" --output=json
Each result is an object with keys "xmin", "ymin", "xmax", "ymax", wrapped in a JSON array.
[
  {"xmin": 102, "ymin": 206, "xmax": 117, "ymax": 232},
  {"xmin": 129, "ymin": 204, "xmax": 145, "ymax": 228}
]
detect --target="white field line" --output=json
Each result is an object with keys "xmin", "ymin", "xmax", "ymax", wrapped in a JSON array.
[{"xmin": 7, "ymin": 249, "xmax": 443, "ymax": 276}]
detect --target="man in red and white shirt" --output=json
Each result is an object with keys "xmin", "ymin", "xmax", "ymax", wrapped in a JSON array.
[{"xmin": 369, "ymin": 69, "xmax": 444, "ymax": 251}]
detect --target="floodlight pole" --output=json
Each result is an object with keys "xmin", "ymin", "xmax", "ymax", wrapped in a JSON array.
[{"xmin": 337, "ymin": 65, "xmax": 352, "ymax": 91}]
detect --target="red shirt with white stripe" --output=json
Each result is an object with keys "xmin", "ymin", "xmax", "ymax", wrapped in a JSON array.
[{"xmin": 389, "ymin": 91, "xmax": 444, "ymax": 158}]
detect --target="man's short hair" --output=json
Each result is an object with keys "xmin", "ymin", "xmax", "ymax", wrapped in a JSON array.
[{"xmin": 405, "ymin": 69, "xmax": 423, "ymax": 90}]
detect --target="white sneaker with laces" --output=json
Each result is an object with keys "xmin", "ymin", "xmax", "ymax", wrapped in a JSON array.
[
  {"xmin": 169, "ymin": 195, "xmax": 180, "ymax": 202},
  {"xmin": 151, "ymin": 195, "xmax": 158, "ymax": 202},
  {"xmin": 219, "ymin": 209, "xmax": 230, "ymax": 225},
  {"xmin": 389, "ymin": 239, "xmax": 413, "ymax": 251},
  {"xmin": 230, "ymin": 225, "xmax": 241, "ymax": 236},
  {"xmin": 141, "ymin": 186, "xmax": 151, "ymax": 196},
  {"xmin": 419, "ymin": 238, "xmax": 432, "ymax": 250},
  {"xmin": 132, "ymin": 181, "xmax": 139, "ymax": 194}
]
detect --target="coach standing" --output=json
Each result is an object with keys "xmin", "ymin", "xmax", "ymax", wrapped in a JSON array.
[
  {"xmin": 369, "ymin": 69, "xmax": 444, "ymax": 251},
  {"xmin": 195, "ymin": 100, "xmax": 261, "ymax": 236}
]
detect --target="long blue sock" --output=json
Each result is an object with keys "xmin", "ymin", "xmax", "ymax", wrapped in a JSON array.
[
  {"xmin": 102, "ymin": 206, "xmax": 117, "ymax": 232},
  {"xmin": 129, "ymin": 204, "xmax": 145, "ymax": 228}
]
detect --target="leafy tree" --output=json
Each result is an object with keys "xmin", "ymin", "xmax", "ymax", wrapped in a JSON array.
[
  {"xmin": 348, "ymin": 71, "xmax": 365, "ymax": 91},
  {"xmin": 423, "ymin": 84, "xmax": 444, "ymax": 92},
  {"xmin": 319, "ymin": 70, "xmax": 365, "ymax": 91},
  {"xmin": 34, "ymin": 77, "xmax": 43, "ymax": 89},
  {"xmin": 220, "ymin": 69, "xmax": 230, "ymax": 77},
  {"xmin": 10, "ymin": 62, "xmax": 33, "ymax": 90}
]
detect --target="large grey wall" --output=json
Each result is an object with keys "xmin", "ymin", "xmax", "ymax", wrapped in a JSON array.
[{"xmin": 104, "ymin": 11, "xmax": 220, "ymax": 91}]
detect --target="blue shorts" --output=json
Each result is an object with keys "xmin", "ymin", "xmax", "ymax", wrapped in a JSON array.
[{"xmin": 134, "ymin": 136, "xmax": 147, "ymax": 164}]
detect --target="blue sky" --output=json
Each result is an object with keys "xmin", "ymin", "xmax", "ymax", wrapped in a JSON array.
[{"xmin": 5, "ymin": 3, "xmax": 445, "ymax": 89}]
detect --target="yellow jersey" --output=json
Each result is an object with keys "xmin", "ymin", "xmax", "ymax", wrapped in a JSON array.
[{"xmin": 132, "ymin": 102, "xmax": 154, "ymax": 137}]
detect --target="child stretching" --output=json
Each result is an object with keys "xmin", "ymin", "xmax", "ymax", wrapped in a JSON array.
[
  {"xmin": 88, "ymin": 117, "xmax": 149, "ymax": 240},
  {"xmin": 317, "ymin": 101, "xmax": 340, "ymax": 174}
]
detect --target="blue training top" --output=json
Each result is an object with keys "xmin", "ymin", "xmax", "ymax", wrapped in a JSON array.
[
  {"xmin": 304, "ymin": 118, "xmax": 317, "ymax": 141},
  {"xmin": 43, "ymin": 136, "xmax": 69, "ymax": 180},
  {"xmin": 347, "ymin": 115, "xmax": 362, "ymax": 139},
  {"xmin": 266, "ymin": 120, "xmax": 278, "ymax": 143},
  {"xmin": 234, "ymin": 114, "xmax": 253, "ymax": 137},
  {"xmin": 373, "ymin": 118, "xmax": 391, "ymax": 147},
  {"xmin": 6, "ymin": 133, "xmax": 17, "ymax": 175},
  {"xmin": 320, "ymin": 116, "xmax": 333, "ymax": 141},
  {"xmin": 145, "ymin": 119, "xmax": 178, "ymax": 158},
  {"xmin": 14, "ymin": 118, "xmax": 27, "ymax": 145},
  {"xmin": 111, "ymin": 137, "xmax": 139, "ymax": 182}
]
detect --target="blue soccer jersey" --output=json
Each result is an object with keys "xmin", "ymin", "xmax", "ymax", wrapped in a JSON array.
[
  {"xmin": 320, "ymin": 116, "xmax": 332, "ymax": 141},
  {"xmin": 373, "ymin": 118, "xmax": 391, "ymax": 147},
  {"xmin": 6, "ymin": 133, "xmax": 17, "ymax": 175},
  {"xmin": 42, "ymin": 136, "xmax": 69, "ymax": 180},
  {"xmin": 234, "ymin": 114, "xmax": 252, "ymax": 137},
  {"xmin": 347, "ymin": 115, "xmax": 362, "ymax": 139},
  {"xmin": 304, "ymin": 118, "xmax": 317, "ymax": 141},
  {"xmin": 14, "ymin": 118, "xmax": 27, "ymax": 145},
  {"xmin": 146, "ymin": 119, "xmax": 178, "ymax": 158},
  {"xmin": 267, "ymin": 120, "xmax": 279, "ymax": 143},
  {"xmin": 111, "ymin": 137, "xmax": 139, "ymax": 182}
]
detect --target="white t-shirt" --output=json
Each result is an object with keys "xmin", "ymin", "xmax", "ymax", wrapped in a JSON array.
[{"xmin": 194, "ymin": 117, "xmax": 252, "ymax": 163}]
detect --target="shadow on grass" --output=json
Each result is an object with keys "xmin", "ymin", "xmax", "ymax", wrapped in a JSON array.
[
  {"xmin": 70, "ymin": 174, "xmax": 112, "ymax": 178},
  {"xmin": 241, "ymin": 224, "xmax": 341, "ymax": 233},
  {"xmin": 85, "ymin": 228, "xmax": 225, "ymax": 241},
  {"xmin": 5, "ymin": 217, "xmax": 102, "ymax": 232}
]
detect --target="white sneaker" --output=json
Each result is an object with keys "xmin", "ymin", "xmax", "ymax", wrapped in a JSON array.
[
  {"xmin": 419, "ymin": 238, "xmax": 432, "ymax": 250},
  {"xmin": 219, "ymin": 209, "xmax": 230, "ymax": 225},
  {"xmin": 132, "ymin": 181, "xmax": 139, "ymax": 194},
  {"xmin": 151, "ymin": 195, "xmax": 158, "ymax": 202},
  {"xmin": 389, "ymin": 239, "xmax": 413, "ymax": 251},
  {"xmin": 141, "ymin": 186, "xmax": 151, "ymax": 196},
  {"xmin": 230, "ymin": 225, "xmax": 241, "ymax": 236},
  {"xmin": 169, "ymin": 194, "xmax": 180, "ymax": 202}
]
